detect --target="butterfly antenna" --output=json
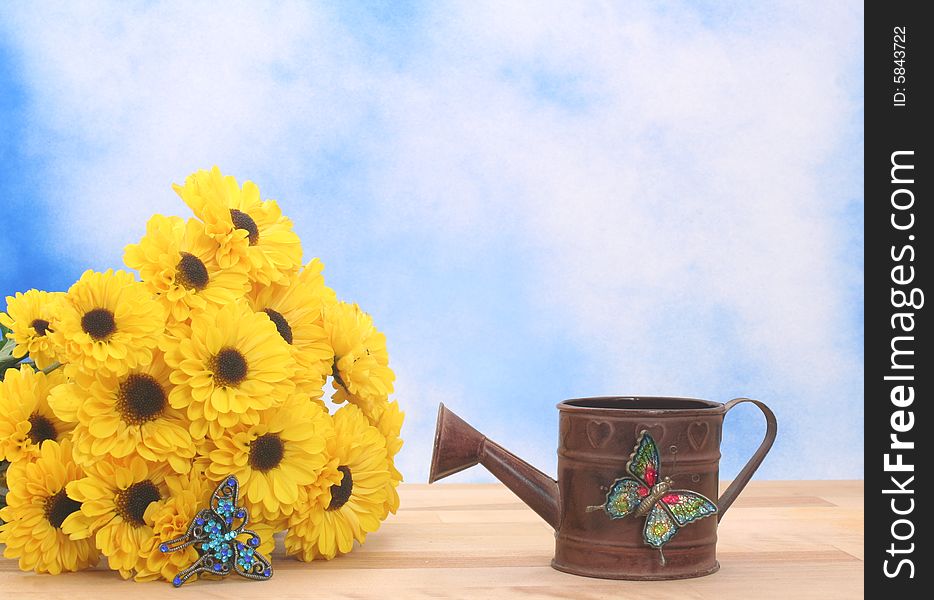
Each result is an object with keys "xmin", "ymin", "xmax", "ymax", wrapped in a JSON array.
[
  {"xmin": 586, "ymin": 505, "xmax": 605, "ymax": 513},
  {"xmin": 658, "ymin": 547, "xmax": 666, "ymax": 567}
]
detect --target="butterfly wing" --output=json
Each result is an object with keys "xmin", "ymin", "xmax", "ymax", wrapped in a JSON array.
[
  {"xmin": 626, "ymin": 431, "xmax": 661, "ymax": 487},
  {"xmin": 169, "ymin": 551, "xmax": 216, "ymax": 587},
  {"xmin": 211, "ymin": 476, "xmax": 240, "ymax": 516},
  {"xmin": 660, "ymin": 490, "xmax": 718, "ymax": 526},
  {"xmin": 160, "ymin": 508, "xmax": 214, "ymax": 553},
  {"xmin": 233, "ymin": 531, "xmax": 273, "ymax": 581},
  {"xmin": 643, "ymin": 502, "xmax": 679, "ymax": 548},
  {"xmin": 603, "ymin": 477, "xmax": 649, "ymax": 519}
]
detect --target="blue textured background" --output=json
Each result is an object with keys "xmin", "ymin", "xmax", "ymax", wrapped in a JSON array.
[{"xmin": 0, "ymin": 1, "xmax": 863, "ymax": 482}]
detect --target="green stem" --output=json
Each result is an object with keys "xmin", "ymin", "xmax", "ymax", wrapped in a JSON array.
[{"xmin": 40, "ymin": 361, "xmax": 63, "ymax": 375}]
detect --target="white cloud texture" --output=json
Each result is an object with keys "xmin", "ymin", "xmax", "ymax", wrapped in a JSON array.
[{"xmin": 0, "ymin": 1, "xmax": 863, "ymax": 481}]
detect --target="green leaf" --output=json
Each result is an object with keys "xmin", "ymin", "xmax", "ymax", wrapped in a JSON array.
[
  {"xmin": 1, "ymin": 360, "xmax": 23, "ymax": 379},
  {"xmin": 0, "ymin": 335, "xmax": 15, "ymax": 357},
  {"xmin": 0, "ymin": 338, "xmax": 23, "ymax": 378}
]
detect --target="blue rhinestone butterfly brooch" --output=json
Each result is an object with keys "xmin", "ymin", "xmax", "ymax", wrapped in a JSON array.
[
  {"xmin": 160, "ymin": 475, "xmax": 273, "ymax": 587},
  {"xmin": 587, "ymin": 431, "xmax": 717, "ymax": 566}
]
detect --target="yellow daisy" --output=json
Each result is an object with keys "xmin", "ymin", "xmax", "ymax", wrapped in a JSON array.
[
  {"xmin": 247, "ymin": 271, "xmax": 333, "ymax": 400},
  {"xmin": 53, "ymin": 269, "xmax": 166, "ymax": 377},
  {"xmin": 0, "ymin": 365, "xmax": 72, "ymax": 462},
  {"xmin": 203, "ymin": 398, "xmax": 330, "ymax": 526},
  {"xmin": 134, "ymin": 472, "xmax": 212, "ymax": 582},
  {"xmin": 297, "ymin": 257, "xmax": 338, "ymax": 306},
  {"xmin": 65, "ymin": 456, "xmax": 172, "ymax": 578},
  {"xmin": 164, "ymin": 300, "xmax": 296, "ymax": 440},
  {"xmin": 124, "ymin": 215, "xmax": 250, "ymax": 324},
  {"xmin": 285, "ymin": 404, "xmax": 390, "ymax": 561},
  {"xmin": 323, "ymin": 302, "xmax": 395, "ymax": 421},
  {"xmin": 173, "ymin": 166, "xmax": 303, "ymax": 286},
  {"xmin": 376, "ymin": 400, "xmax": 404, "ymax": 517},
  {"xmin": 1, "ymin": 289, "xmax": 65, "ymax": 369},
  {"xmin": 0, "ymin": 439, "xmax": 99, "ymax": 574},
  {"xmin": 49, "ymin": 351, "xmax": 196, "ymax": 474}
]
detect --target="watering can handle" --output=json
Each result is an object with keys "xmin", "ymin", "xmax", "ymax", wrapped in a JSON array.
[{"xmin": 716, "ymin": 397, "xmax": 778, "ymax": 521}]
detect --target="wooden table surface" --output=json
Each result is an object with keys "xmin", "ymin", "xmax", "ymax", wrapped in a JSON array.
[{"xmin": 2, "ymin": 480, "xmax": 863, "ymax": 599}]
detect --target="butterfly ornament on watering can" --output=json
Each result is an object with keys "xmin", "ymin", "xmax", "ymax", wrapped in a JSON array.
[{"xmin": 588, "ymin": 431, "xmax": 718, "ymax": 565}]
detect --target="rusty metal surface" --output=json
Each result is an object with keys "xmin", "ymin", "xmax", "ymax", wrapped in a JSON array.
[{"xmin": 429, "ymin": 396, "xmax": 777, "ymax": 580}]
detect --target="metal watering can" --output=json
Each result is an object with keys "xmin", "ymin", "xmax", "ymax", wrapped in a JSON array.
[{"xmin": 429, "ymin": 396, "xmax": 777, "ymax": 580}]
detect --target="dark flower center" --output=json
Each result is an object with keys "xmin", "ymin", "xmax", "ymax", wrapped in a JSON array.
[
  {"xmin": 230, "ymin": 209, "xmax": 259, "ymax": 246},
  {"xmin": 44, "ymin": 490, "xmax": 82, "ymax": 529},
  {"xmin": 117, "ymin": 373, "xmax": 167, "ymax": 425},
  {"xmin": 81, "ymin": 308, "xmax": 116, "ymax": 340},
  {"xmin": 30, "ymin": 318, "xmax": 52, "ymax": 336},
  {"xmin": 263, "ymin": 308, "xmax": 293, "ymax": 344},
  {"xmin": 115, "ymin": 480, "xmax": 161, "ymax": 527},
  {"xmin": 249, "ymin": 433, "xmax": 285, "ymax": 472},
  {"xmin": 212, "ymin": 347, "xmax": 248, "ymax": 386},
  {"xmin": 327, "ymin": 466, "xmax": 353, "ymax": 510},
  {"xmin": 175, "ymin": 252, "xmax": 210, "ymax": 291},
  {"xmin": 28, "ymin": 413, "xmax": 57, "ymax": 445}
]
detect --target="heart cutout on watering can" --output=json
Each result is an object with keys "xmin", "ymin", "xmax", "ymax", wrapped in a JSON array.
[
  {"xmin": 688, "ymin": 421, "xmax": 710, "ymax": 450},
  {"xmin": 635, "ymin": 423, "xmax": 664, "ymax": 443},
  {"xmin": 559, "ymin": 424, "xmax": 572, "ymax": 452},
  {"xmin": 586, "ymin": 421, "xmax": 613, "ymax": 448}
]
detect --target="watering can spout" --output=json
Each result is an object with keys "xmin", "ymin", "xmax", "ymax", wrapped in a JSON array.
[{"xmin": 429, "ymin": 403, "xmax": 561, "ymax": 529}]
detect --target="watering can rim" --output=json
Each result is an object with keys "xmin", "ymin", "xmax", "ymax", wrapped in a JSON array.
[{"xmin": 558, "ymin": 395, "xmax": 726, "ymax": 415}]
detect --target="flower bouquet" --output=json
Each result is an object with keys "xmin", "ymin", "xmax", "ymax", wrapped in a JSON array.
[{"xmin": 0, "ymin": 167, "xmax": 403, "ymax": 583}]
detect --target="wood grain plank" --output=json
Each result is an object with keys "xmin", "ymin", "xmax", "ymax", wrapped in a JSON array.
[{"xmin": 0, "ymin": 481, "xmax": 864, "ymax": 599}]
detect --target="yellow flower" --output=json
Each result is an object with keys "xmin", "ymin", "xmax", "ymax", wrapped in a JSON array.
[
  {"xmin": 376, "ymin": 400, "xmax": 404, "ymax": 517},
  {"xmin": 0, "ymin": 289, "xmax": 65, "ymax": 369},
  {"xmin": 323, "ymin": 302, "xmax": 395, "ymax": 421},
  {"xmin": 297, "ymin": 257, "xmax": 338, "ymax": 306},
  {"xmin": 0, "ymin": 439, "xmax": 99, "ymax": 574},
  {"xmin": 203, "ymin": 398, "xmax": 330, "ymax": 526},
  {"xmin": 285, "ymin": 404, "xmax": 390, "ymax": 561},
  {"xmin": 173, "ymin": 167, "xmax": 303, "ymax": 286},
  {"xmin": 124, "ymin": 214, "xmax": 250, "ymax": 324},
  {"xmin": 134, "ymin": 472, "xmax": 212, "ymax": 582},
  {"xmin": 247, "ymin": 270, "xmax": 334, "ymax": 400},
  {"xmin": 53, "ymin": 269, "xmax": 166, "ymax": 377},
  {"xmin": 164, "ymin": 300, "xmax": 296, "ymax": 440},
  {"xmin": 49, "ymin": 351, "xmax": 196, "ymax": 474},
  {"xmin": 65, "ymin": 456, "xmax": 172, "ymax": 578},
  {"xmin": 0, "ymin": 365, "xmax": 72, "ymax": 462}
]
